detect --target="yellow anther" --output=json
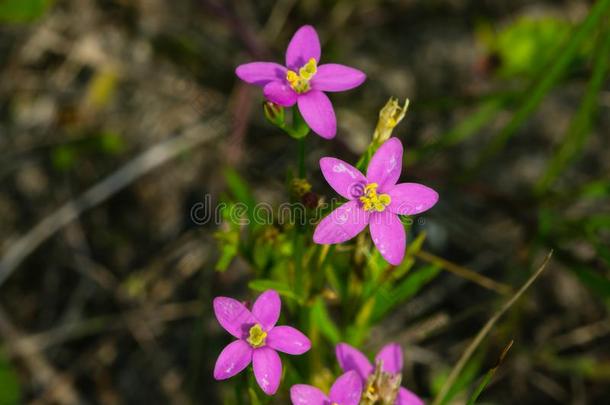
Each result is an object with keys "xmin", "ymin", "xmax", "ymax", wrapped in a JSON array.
[
  {"xmin": 359, "ymin": 183, "xmax": 392, "ymax": 212},
  {"xmin": 247, "ymin": 324, "xmax": 267, "ymax": 348},
  {"xmin": 286, "ymin": 58, "xmax": 318, "ymax": 93}
]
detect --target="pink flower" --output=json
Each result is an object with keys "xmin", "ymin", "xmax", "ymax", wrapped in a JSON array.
[
  {"xmin": 235, "ymin": 25, "xmax": 366, "ymax": 139},
  {"xmin": 290, "ymin": 371, "xmax": 363, "ymax": 405},
  {"xmin": 313, "ymin": 138, "xmax": 438, "ymax": 265},
  {"xmin": 213, "ymin": 290, "xmax": 311, "ymax": 395},
  {"xmin": 336, "ymin": 343, "xmax": 423, "ymax": 405}
]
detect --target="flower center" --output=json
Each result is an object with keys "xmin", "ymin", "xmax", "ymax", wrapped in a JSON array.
[
  {"xmin": 360, "ymin": 361, "xmax": 401, "ymax": 405},
  {"xmin": 359, "ymin": 183, "xmax": 391, "ymax": 212},
  {"xmin": 246, "ymin": 324, "xmax": 267, "ymax": 348},
  {"xmin": 286, "ymin": 57, "xmax": 317, "ymax": 93}
]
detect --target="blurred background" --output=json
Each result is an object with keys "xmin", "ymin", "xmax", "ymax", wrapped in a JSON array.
[{"xmin": 1, "ymin": 0, "xmax": 609, "ymax": 403}]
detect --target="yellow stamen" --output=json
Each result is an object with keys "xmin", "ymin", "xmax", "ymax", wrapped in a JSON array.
[
  {"xmin": 286, "ymin": 57, "xmax": 317, "ymax": 93},
  {"xmin": 247, "ymin": 324, "xmax": 267, "ymax": 348},
  {"xmin": 359, "ymin": 183, "xmax": 392, "ymax": 212}
]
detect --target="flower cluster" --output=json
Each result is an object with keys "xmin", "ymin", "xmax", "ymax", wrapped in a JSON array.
[
  {"xmin": 213, "ymin": 290, "xmax": 423, "ymax": 404},
  {"xmin": 215, "ymin": 24, "xmax": 439, "ymax": 402}
]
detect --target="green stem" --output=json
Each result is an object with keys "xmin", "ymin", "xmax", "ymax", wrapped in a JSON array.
[{"xmin": 297, "ymin": 136, "xmax": 305, "ymax": 178}]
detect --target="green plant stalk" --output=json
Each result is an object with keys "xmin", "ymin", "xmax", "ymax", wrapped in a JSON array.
[
  {"xmin": 469, "ymin": 0, "xmax": 610, "ymax": 174},
  {"xmin": 536, "ymin": 16, "xmax": 610, "ymax": 192}
]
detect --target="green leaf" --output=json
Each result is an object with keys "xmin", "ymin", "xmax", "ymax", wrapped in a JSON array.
[
  {"xmin": 0, "ymin": 0, "xmax": 52, "ymax": 23},
  {"xmin": 311, "ymin": 297, "xmax": 342, "ymax": 344},
  {"xmin": 372, "ymin": 264, "xmax": 441, "ymax": 322},
  {"xmin": 248, "ymin": 279, "xmax": 303, "ymax": 303},
  {"xmin": 0, "ymin": 350, "xmax": 20, "ymax": 404},
  {"xmin": 537, "ymin": 21, "xmax": 610, "ymax": 192}
]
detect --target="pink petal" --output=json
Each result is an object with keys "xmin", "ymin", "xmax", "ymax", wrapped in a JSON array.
[
  {"xmin": 313, "ymin": 200, "xmax": 369, "ymax": 245},
  {"xmin": 375, "ymin": 343, "xmax": 403, "ymax": 374},
  {"xmin": 297, "ymin": 90, "xmax": 336, "ymax": 139},
  {"xmin": 319, "ymin": 157, "xmax": 367, "ymax": 200},
  {"xmin": 264, "ymin": 81, "xmax": 297, "ymax": 107},
  {"xmin": 213, "ymin": 297, "xmax": 255, "ymax": 339},
  {"xmin": 235, "ymin": 62, "xmax": 287, "ymax": 86},
  {"xmin": 396, "ymin": 387, "xmax": 424, "ymax": 405},
  {"xmin": 252, "ymin": 290, "xmax": 281, "ymax": 331},
  {"xmin": 387, "ymin": 183, "xmax": 439, "ymax": 216},
  {"xmin": 267, "ymin": 326, "xmax": 311, "ymax": 355},
  {"xmin": 213, "ymin": 340, "xmax": 252, "ymax": 380},
  {"xmin": 290, "ymin": 384, "xmax": 329, "ymax": 405},
  {"xmin": 312, "ymin": 64, "xmax": 366, "ymax": 92},
  {"xmin": 366, "ymin": 138, "xmax": 403, "ymax": 192},
  {"xmin": 285, "ymin": 25, "xmax": 321, "ymax": 70},
  {"xmin": 329, "ymin": 371, "xmax": 363, "ymax": 405},
  {"xmin": 253, "ymin": 347, "xmax": 282, "ymax": 395},
  {"xmin": 369, "ymin": 211, "xmax": 406, "ymax": 266},
  {"xmin": 335, "ymin": 343, "xmax": 373, "ymax": 381}
]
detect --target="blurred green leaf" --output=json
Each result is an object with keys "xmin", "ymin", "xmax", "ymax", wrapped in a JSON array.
[
  {"xmin": 537, "ymin": 22, "xmax": 610, "ymax": 192},
  {"xmin": 372, "ymin": 264, "xmax": 441, "ymax": 322},
  {"xmin": 248, "ymin": 279, "xmax": 303, "ymax": 303},
  {"xmin": 0, "ymin": 0, "xmax": 52, "ymax": 23},
  {"xmin": 98, "ymin": 132, "xmax": 125, "ymax": 155},
  {"xmin": 0, "ymin": 351, "xmax": 20, "ymax": 404},
  {"xmin": 433, "ymin": 350, "xmax": 485, "ymax": 405},
  {"xmin": 311, "ymin": 297, "xmax": 341, "ymax": 345},
  {"xmin": 472, "ymin": 0, "xmax": 610, "ymax": 171},
  {"xmin": 51, "ymin": 145, "xmax": 76, "ymax": 171}
]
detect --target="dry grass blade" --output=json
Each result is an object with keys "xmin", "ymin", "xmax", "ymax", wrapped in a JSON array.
[
  {"xmin": 432, "ymin": 251, "xmax": 553, "ymax": 405},
  {"xmin": 416, "ymin": 250, "xmax": 513, "ymax": 295}
]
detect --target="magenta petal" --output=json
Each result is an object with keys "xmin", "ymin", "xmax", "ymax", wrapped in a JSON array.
[
  {"xmin": 375, "ymin": 343, "xmax": 403, "ymax": 374},
  {"xmin": 329, "ymin": 371, "xmax": 363, "ymax": 405},
  {"xmin": 396, "ymin": 387, "xmax": 424, "ymax": 405},
  {"xmin": 253, "ymin": 347, "xmax": 282, "ymax": 395},
  {"xmin": 213, "ymin": 340, "xmax": 252, "ymax": 380},
  {"xmin": 252, "ymin": 290, "xmax": 281, "ymax": 331},
  {"xmin": 313, "ymin": 200, "xmax": 369, "ymax": 245},
  {"xmin": 319, "ymin": 157, "xmax": 367, "ymax": 200},
  {"xmin": 213, "ymin": 297, "xmax": 255, "ymax": 339},
  {"xmin": 267, "ymin": 326, "xmax": 311, "ymax": 355},
  {"xmin": 312, "ymin": 64, "xmax": 366, "ymax": 92},
  {"xmin": 297, "ymin": 90, "xmax": 336, "ymax": 139},
  {"xmin": 369, "ymin": 211, "xmax": 406, "ymax": 266},
  {"xmin": 285, "ymin": 25, "xmax": 321, "ymax": 69},
  {"xmin": 335, "ymin": 343, "xmax": 373, "ymax": 381},
  {"xmin": 290, "ymin": 384, "xmax": 329, "ymax": 405},
  {"xmin": 236, "ymin": 62, "xmax": 287, "ymax": 86},
  {"xmin": 366, "ymin": 138, "xmax": 403, "ymax": 191},
  {"xmin": 387, "ymin": 183, "xmax": 439, "ymax": 216},
  {"xmin": 264, "ymin": 81, "xmax": 297, "ymax": 107}
]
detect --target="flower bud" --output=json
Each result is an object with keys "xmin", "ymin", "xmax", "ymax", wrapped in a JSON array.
[
  {"xmin": 373, "ymin": 97, "xmax": 409, "ymax": 143},
  {"xmin": 263, "ymin": 101, "xmax": 285, "ymax": 127}
]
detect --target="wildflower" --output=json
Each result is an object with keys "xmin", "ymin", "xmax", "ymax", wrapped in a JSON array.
[
  {"xmin": 336, "ymin": 343, "xmax": 423, "ymax": 405},
  {"xmin": 290, "ymin": 370, "xmax": 363, "ymax": 405},
  {"xmin": 313, "ymin": 138, "xmax": 438, "ymax": 265},
  {"xmin": 213, "ymin": 290, "xmax": 311, "ymax": 395},
  {"xmin": 235, "ymin": 25, "xmax": 366, "ymax": 139}
]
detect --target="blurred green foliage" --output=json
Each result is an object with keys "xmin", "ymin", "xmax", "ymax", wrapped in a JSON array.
[
  {"xmin": 0, "ymin": 351, "xmax": 20, "ymax": 404},
  {"xmin": 0, "ymin": 0, "xmax": 52, "ymax": 23}
]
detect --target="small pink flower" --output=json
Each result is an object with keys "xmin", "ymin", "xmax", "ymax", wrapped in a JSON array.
[
  {"xmin": 290, "ymin": 370, "xmax": 363, "ymax": 405},
  {"xmin": 336, "ymin": 342, "xmax": 423, "ymax": 405},
  {"xmin": 235, "ymin": 25, "xmax": 366, "ymax": 139},
  {"xmin": 313, "ymin": 138, "xmax": 438, "ymax": 265},
  {"xmin": 213, "ymin": 290, "xmax": 311, "ymax": 395}
]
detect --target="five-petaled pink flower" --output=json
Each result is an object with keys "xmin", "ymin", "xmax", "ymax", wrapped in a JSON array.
[
  {"xmin": 213, "ymin": 289, "xmax": 311, "ymax": 395},
  {"xmin": 313, "ymin": 137, "xmax": 438, "ymax": 265},
  {"xmin": 290, "ymin": 370, "xmax": 363, "ymax": 405},
  {"xmin": 235, "ymin": 25, "xmax": 366, "ymax": 139},
  {"xmin": 336, "ymin": 342, "xmax": 423, "ymax": 405}
]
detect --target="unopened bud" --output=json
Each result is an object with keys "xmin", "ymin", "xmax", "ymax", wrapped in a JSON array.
[
  {"xmin": 373, "ymin": 98, "xmax": 409, "ymax": 143},
  {"xmin": 263, "ymin": 101, "xmax": 285, "ymax": 126}
]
